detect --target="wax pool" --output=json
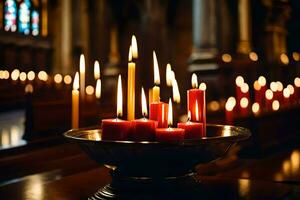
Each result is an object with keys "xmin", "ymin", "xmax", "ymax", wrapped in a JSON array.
[{"xmin": 101, "ymin": 119, "xmax": 131, "ymax": 140}]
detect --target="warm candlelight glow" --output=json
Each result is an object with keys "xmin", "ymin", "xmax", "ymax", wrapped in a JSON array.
[
  {"xmin": 249, "ymin": 52, "xmax": 258, "ymax": 61},
  {"xmin": 25, "ymin": 84, "xmax": 34, "ymax": 93},
  {"xmin": 272, "ymin": 100, "xmax": 280, "ymax": 111},
  {"xmin": 265, "ymin": 89, "xmax": 273, "ymax": 100},
  {"xmin": 225, "ymin": 97, "xmax": 236, "ymax": 112},
  {"xmin": 208, "ymin": 101, "xmax": 220, "ymax": 111},
  {"xmin": 235, "ymin": 76, "xmax": 244, "ymax": 87},
  {"xmin": 86, "ymin": 85, "xmax": 94, "ymax": 95},
  {"xmin": 27, "ymin": 71, "xmax": 35, "ymax": 81},
  {"xmin": 253, "ymin": 80, "xmax": 261, "ymax": 91},
  {"xmin": 54, "ymin": 74, "xmax": 62, "ymax": 84},
  {"xmin": 141, "ymin": 87, "xmax": 147, "ymax": 117},
  {"xmin": 170, "ymin": 71, "xmax": 175, "ymax": 84},
  {"xmin": 38, "ymin": 71, "xmax": 48, "ymax": 81},
  {"xmin": 64, "ymin": 75, "xmax": 72, "ymax": 85},
  {"xmin": 117, "ymin": 75, "xmax": 123, "ymax": 117},
  {"xmin": 280, "ymin": 53, "xmax": 289, "ymax": 65},
  {"xmin": 240, "ymin": 97, "xmax": 249, "ymax": 108},
  {"xmin": 191, "ymin": 73, "xmax": 198, "ymax": 88},
  {"xmin": 276, "ymin": 81, "xmax": 283, "ymax": 92},
  {"xmin": 153, "ymin": 51, "xmax": 160, "ymax": 85},
  {"xmin": 172, "ymin": 79, "xmax": 181, "ymax": 103},
  {"xmin": 3, "ymin": 70, "xmax": 9, "ymax": 79},
  {"xmin": 241, "ymin": 83, "xmax": 249, "ymax": 93},
  {"xmin": 222, "ymin": 53, "xmax": 232, "ymax": 63},
  {"xmin": 195, "ymin": 100, "xmax": 199, "ymax": 121},
  {"xmin": 287, "ymin": 84, "xmax": 294, "ymax": 95},
  {"xmin": 94, "ymin": 61, "xmax": 100, "ymax": 80},
  {"xmin": 188, "ymin": 110, "xmax": 191, "ymax": 121},
  {"xmin": 292, "ymin": 52, "xmax": 300, "ymax": 61},
  {"xmin": 283, "ymin": 88, "xmax": 290, "ymax": 98},
  {"xmin": 73, "ymin": 72, "xmax": 79, "ymax": 90},
  {"xmin": 295, "ymin": 77, "xmax": 300, "ymax": 87},
  {"xmin": 270, "ymin": 82, "xmax": 278, "ymax": 92},
  {"xmin": 11, "ymin": 69, "xmax": 20, "ymax": 81},
  {"xmin": 20, "ymin": 72, "xmax": 27, "ymax": 81},
  {"xmin": 199, "ymin": 83, "xmax": 207, "ymax": 91},
  {"xmin": 166, "ymin": 64, "xmax": 173, "ymax": 87},
  {"xmin": 168, "ymin": 98, "xmax": 173, "ymax": 127},
  {"xmin": 131, "ymin": 35, "xmax": 138, "ymax": 59},
  {"xmin": 252, "ymin": 103, "xmax": 260, "ymax": 114},
  {"xmin": 258, "ymin": 76, "xmax": 266, "ymax": 86},
  {"xmin": 96, "ymin": 79, "xmax": 101, "ymax": 99}
]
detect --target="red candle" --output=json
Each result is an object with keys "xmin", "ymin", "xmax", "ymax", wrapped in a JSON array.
[
  {"xmin": 101, "ymin": 75, "xmax": 131, "ymax": 140},
  {"xmin": 287, "ymin": 84, "xmax": 295, "ymax": 103},
  {"xmin": 283, "ymin": 87, "xmax": 290, "ymax": 106},
  {"xmin": 225, "ymin": 97, "xmax": 236, "ymax": 125},
  {"xmin": 130, "ymin": 87, "xmax": 158, "ymax": 141},
  {"xmin": 177, "ymin": 111, "xmax": 203, "ymax": 139},
  {"xmin": 155, "ymin": 98, "xmax": 185, "ymax": 142},
  {"xmin": 276, "ymin": 81, "xmax": 284, "ymax": 103},
  {"xmin": 187, "ymin": 74, "xmax": 206, "ymax": 125},
  {"xmin": 240, "ymin": 82, "xmax": 250, "ymax": 100},
  {"xmin": 258, "ymin": 76, "xmax": 267, "ymax": 107},
  {"xmin": 149, "ymin": 102, "xmax": 168, "ymax": 128},
  {"xmin": 254, "ymin": 80, "xmax": 263, "ymax": 107},
  {"xmin": 235, "ymin": 76, "xmax": 244, "ymax": 107},
  {"xmin": 240, "ymin": 97, "xmax": 249, "ymax": 117}
]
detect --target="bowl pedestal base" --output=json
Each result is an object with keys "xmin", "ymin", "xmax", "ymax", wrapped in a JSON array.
[{"xmin": 89, "ymin": 170, "xmax": 201, "ymax": 200}]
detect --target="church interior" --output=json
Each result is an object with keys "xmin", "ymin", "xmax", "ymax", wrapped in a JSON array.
[{"xmin": 0, "ymin": 0, "xmax": 300, "ymax": 199}]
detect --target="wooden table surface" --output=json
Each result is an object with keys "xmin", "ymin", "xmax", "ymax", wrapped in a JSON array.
[{"xmin": 0, "ymin": 143, "xmax": 299, "ymax": 199}]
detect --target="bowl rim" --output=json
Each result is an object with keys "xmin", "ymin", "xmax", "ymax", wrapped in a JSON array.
[{"xmin": 63, "ymin": 124, "xmax": 251, "ymax": 145}]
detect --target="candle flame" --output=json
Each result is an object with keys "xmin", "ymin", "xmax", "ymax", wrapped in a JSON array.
[
  {"xmin": 258, "ymin": 76, "xmax": 266, "ymax": 86},
  {"xmin": 272, "ymin": 100, "xmax": 280, "ymax": 111},
  {"xmin": 188, "ymin": 110, "xmax": 191, "ymax": 121},
  {"xmin": 73, "ymin": 72, "xmax": 79, "ymax": 90},
  {"xmin": 168, "ymin": 98, "xmax": 173, "ymax": 127},
  {"xmin": 195, "ymin": 100, "xmax": 199, "ymax": 121},
  {"xmin": 153, "ymin": 51, "xmax": 160, "ymax": 85},
  {"xmin": 172, "ymin": 79, "xmax": 181, "ymax": 103},
  {"xmin": 241, "ymin": 83, "xmax": 249, "ymax": 93},
  {"xmin": 225, "ymin": 97, "xmax": 236, "ymax": 111},
  {"xmin": 287, "ymin": 84, "xmax": 294, "ymax": 95},
  {"xmin": 80, "ymin": 54, "xmax": 85, "ymax": 73},
  {"xmin": 295, "ymin": 77, "xmax": 300, "ymax": 87},
  {"xmin": 131, "ymin": 35, "xmax": 138, "ymax": 59},
  {"xmin": 240, "ymin": 97, "xmax": 249, "ymax": 108},
  {"xmin": 96, "ymin": 79, "xmax": 101, "ymax": 99},
  {"xmin": 252, "ymin": 103, "xmax": 260, "ymax": 114},
  {"xmin": 276, "ymin": 81, "xmax": 283, "ymax": 92},
  {"xmin": 94, "ymin": 61, "xmax": 100, "ymax": 80},
  {"xmin": 253, "ymin": 80, "xmax": 261, "ymax": 91},
  {"xmin": 141, "ymin": 87, "xmax": 147, "ymax": 117},
  {"xmin": 166, "ymin": 63, "xmax": 172, "ymax": 86},
  {"xmin": 235, "ymin": 76, "xmax": 244, "ymax": 87},
  {"xmin": 191, "ymin": 73, "xmax": 198, "ymax": 88},
  {"xmin": 199, "ymin": 83, "xmax": 207, "ymax": 91},
  {"xmin": 128, "ymin": 45, "xmax": 132, "ymax": 62},
  {"xmin": 283, "ymin": 88, "xmax": 290, "ymax": 98},
  {"xmin": 270, "ymin": 82, "xmax": 278, "ymax": 92},
  {"xmin": 117, "ymin": 75, "xmax": 123, "ymax": 117},
  {"xmin": 265, "ymin": 89, "xmax": 273, "ymax": 100}
]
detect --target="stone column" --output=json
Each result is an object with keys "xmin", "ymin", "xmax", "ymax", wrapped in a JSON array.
[
  {"xmin": 237, "ymin": 0, "xmax": 252, "ymax": 54},
  {"xmin": 190, "ymin": 0, "xmax": 218, "ymax": 61}
]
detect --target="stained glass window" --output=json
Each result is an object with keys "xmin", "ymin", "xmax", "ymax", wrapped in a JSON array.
[
  {"xmin": 31, "ymin": 10, "xmax": 39, "ymax": 36},
  {"xmin": 4, "ymin": 0, "xmax": 17, "ymax": 32},
  {"xmin": 18, "ymin": 0, "xmax": 31, "ymax": 35}
]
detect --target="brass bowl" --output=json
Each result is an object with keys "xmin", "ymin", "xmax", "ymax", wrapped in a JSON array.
[{"xmin": 64, "ymin": 124, "xmax": 250, "ymax": 199}]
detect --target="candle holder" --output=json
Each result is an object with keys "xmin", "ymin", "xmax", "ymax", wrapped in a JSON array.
[{"xmin": 64, "ymin": 124, "xmax": 250, "ymax": 199}]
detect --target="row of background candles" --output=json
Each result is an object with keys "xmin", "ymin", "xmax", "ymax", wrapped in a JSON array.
[{"xmin": 225, "ymin": 76, "xmax": 300, "ymax": 124}]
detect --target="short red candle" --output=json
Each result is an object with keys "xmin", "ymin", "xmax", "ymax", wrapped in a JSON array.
[
  {"xmin": 101, "ymin": 118, "xmax": 132, "ymax": 140},
  {"xmin": 130, "ymin": 118, "xmax": 158, "ymax": 141},
  {"xmin": 177, "ymin": 121, "xmax": 203, "ymax": 139},
  {"xmin": 155, "ymin": 128, "xmax": 185, "ymax": 142},
  {"xmin": 149, "ymin": 102, "xmax": 168, "ymax": 128}
]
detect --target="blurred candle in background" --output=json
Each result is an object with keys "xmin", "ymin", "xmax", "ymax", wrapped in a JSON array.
[
  {"xmin": 94, "ymin": 61, "xmax": 100, "ymax": 80},
  {"xmin": 79, "ymin": 54, "xmax": 85, "ymax": 100}
]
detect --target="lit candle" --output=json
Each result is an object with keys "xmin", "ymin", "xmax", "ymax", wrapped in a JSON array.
[
  {"xmin": 95, "ymin": 79, "xmax": 101, "ymax": 99},
  {"xmin": 272, "ymin": 100, "xmax": 280, "ymax": 111},
  {"xmin": 241, "ymin": 82, "xmax": 250, "ymax": 100},
  {"xmin": 253, "ymin": 80, "xmax": 262, "ymax": 106},
  {"xmin": 79, "ymin": 54, "xmax": 85, "ymax": 100},
  {"xmin": 235, "ymin": 76, "xmax": 244, "ymax": 106},
  {"xmin": 276, "ymin": 81, "xmax": 283, "ymax": 103},
  {"xmin": 178, "ymin": 111, "xmax": 204, "ymax": 139},
  {"xmin": 130, "ymin": 87, "xmax": 158, "ymax": 141},
  {"xmin": 258, "ymin": 76, "xmax": 267, "ymax": 106},
  {"xmin": 287, "ymin": 84, "xmax": 295, "ymax": 103},
  {"xmin": 225, "ymin": 97, "xmax": 236, "ymax": 125},
  {"xmin": 152, "ymin": 51, "xmax": 160, "ymax": 102},
  {"xmin": 127, "ymin": 45, "xmax": 136, "ymax": 120},
  {"xmin": 72, "ymin": 72, "xmax": 79, "ymax": 128},
  {"xmin": 283, "ymin": 87, "xmax": 290, "ymax": 106},
  {"xmin": 155, "ymin": 98, "xmax": 185, "ymax": 142},
  {"xmin": 94, "ymin": 60, "xmax": 100, "ymax": 80},
  {"xmin": 102, "ymin": 75, "xmax": 132, "ymax": 140}
]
